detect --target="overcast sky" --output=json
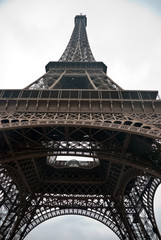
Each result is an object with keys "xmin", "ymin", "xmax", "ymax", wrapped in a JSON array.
[{"xmin": 0, "ymin": 0, "xmax": 161, "ymax": 239}]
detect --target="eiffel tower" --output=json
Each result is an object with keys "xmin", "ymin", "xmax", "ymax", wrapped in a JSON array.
[{"xmin": 0, "ymin": 14, "xmax": 161, "ymax": 240}]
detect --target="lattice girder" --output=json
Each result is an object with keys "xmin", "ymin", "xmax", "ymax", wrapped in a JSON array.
[
  {"xmin": 1, "ymin": 168, "xmax": 160, "ymax": 240},
  {"xmin": 25, "ymin": 63, "xmax": 122, "ymax": 90},
  {"xmin": 0, "ymin": 111, "xmax": 161, "ymax": 141}
]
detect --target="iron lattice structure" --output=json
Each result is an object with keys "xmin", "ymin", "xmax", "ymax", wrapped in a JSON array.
[{"xmin": 0, "ymin": 15, "xmax": 161, "ymax": 240}]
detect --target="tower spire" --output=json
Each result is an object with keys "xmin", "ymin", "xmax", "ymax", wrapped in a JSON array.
[
  {"xmin": 26, "ymin": 15, "xmax": 122, "ymax": 90},
  {"xmin": 59, "ymin": 14, "xmax": 95, "ymax": 62}
]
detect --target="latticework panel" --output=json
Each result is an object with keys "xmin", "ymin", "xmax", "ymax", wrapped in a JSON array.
[
  {"xmin": 1, "ymin": 170, "xmax": 160, "ymax": 240},
  {"xmin": 1, "ymin": 112, "xmax": 161, "ymax": 140},
  {"xmin": 0, "ymin": 167, "xmax": 23, "ymax": 239}
]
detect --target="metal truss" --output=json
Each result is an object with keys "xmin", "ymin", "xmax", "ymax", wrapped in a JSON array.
[
  {"xmin": 1, "ymin": 14, "xmax": 161, "ymax": 240},
  {"xmin": 0, "ymin": 122, "xmax": 161, "ymax": 239},
  {"xmin": 0, "ymin": 112, "xmax": 161, "ymax": 141},
  {"xmin": 26, "ymin": 66, "xmax": 121, "ymax": 90}
]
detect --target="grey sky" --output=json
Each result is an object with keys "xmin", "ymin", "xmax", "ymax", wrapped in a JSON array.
[
  {"xmin": 0, "ymin": 0, "xmax": 161, "ymax": 239},
  {"xmin": 26, "ymin": 215, "xmax": 118, "ymax": 240}
]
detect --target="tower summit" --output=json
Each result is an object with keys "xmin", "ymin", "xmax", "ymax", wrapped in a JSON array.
[{"xmin": 0, "ymin": 15, "xmax": 161, "ymax": 240}]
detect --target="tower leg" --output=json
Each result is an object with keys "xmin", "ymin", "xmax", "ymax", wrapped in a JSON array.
[{"xmin": 121, "ymin": 175, "xmax": 161, "ymax": 240}]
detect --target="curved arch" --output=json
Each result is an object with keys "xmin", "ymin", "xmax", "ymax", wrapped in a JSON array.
[
  {"xmin": 0, "ymin": 114, "xmax": 161, "ymax": 140},
  {"xmin": 118, "ymin": 168, "xmax": 161, "ymax": 197},
  {"xmin": 1, "ymin": 123, "xmax": 161, "ymax": 179},
  {"xmin": 22, "ymin": 207, "xmax": 126, "ymax": 240}
]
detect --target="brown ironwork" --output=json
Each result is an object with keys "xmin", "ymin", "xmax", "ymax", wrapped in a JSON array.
[{"xmin": 0, "ymin": 14, "xmax": 161, "ymax": 240}]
